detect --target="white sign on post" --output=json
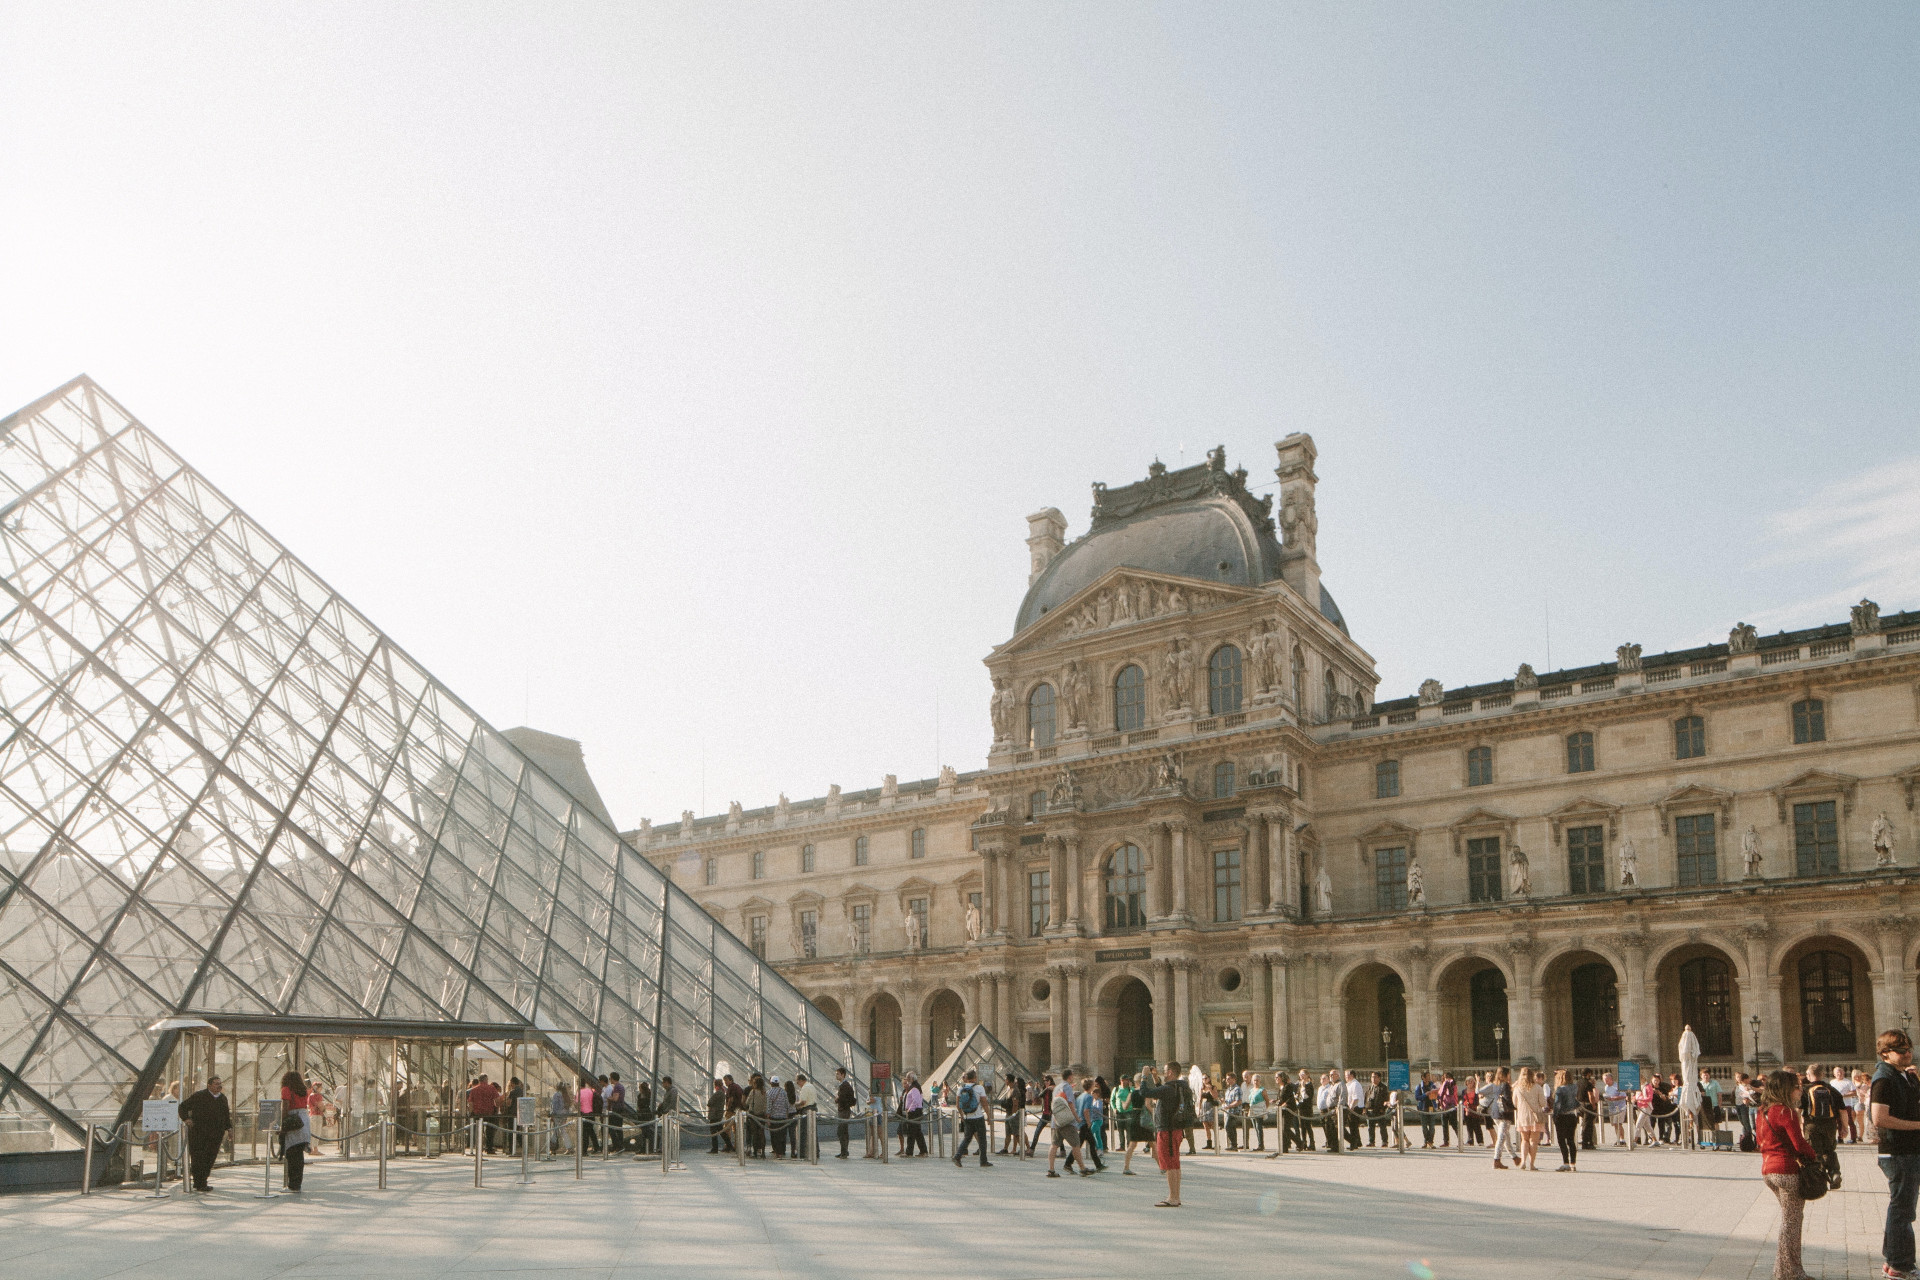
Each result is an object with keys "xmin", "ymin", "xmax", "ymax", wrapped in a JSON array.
[
  {"xmin": 143, "ymin": 1100, "xmax": 180, "ymax": 1133},
  {"xmin": 516, "ymin": 1095, "xmax": 536, "ymax": 1127}
]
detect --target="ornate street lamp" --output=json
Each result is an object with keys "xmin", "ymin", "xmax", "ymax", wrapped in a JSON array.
[
  {"xmin": 1224, "ymin": 1019, "xmax": 1247, "ymax": 1077},
  {"xmin": 1493, "ymin": 1023, "xmax": 1506, "ymax": 1064},
  {"xmin": 1748, "ymin": 1014, "xmax": 1762, "ymax": 1076},
  {"xmin": 1381, "ymin": 1024, "xmax": 1393, "ymax": 1061}
]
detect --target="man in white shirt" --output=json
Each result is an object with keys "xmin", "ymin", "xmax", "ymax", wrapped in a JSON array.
[
  {"xmin": 1601, "ymin": 1073, "xmax": 1626, "ymax": 1146},
  {"xmin": 1220, "ymin": 1078, "xmax": 1243, "ymax": 1150},
  {"xmin": 1343, "ymin": 1070, "xmax": 1367, "ymax": 1148},
  {"xmin": 1317, "ymin": 1073, "xmax": 1343, "ymax": 1152}
]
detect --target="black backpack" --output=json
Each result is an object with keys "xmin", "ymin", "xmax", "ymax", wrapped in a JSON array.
[{"xmin": 1173, "ymin": 1081, "xmax": 1197, "ymax": 1129}]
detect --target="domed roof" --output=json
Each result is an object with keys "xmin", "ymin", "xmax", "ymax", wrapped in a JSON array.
[{"xmin": 1014, "ymin": 451, "xmax": 1349, "ymax": 636}]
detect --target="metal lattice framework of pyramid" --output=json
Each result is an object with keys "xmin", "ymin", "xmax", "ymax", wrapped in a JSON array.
[
  {"xmin": 926, "ymin": 1023, "xmax": 1035, "ymax": 1094},
  {"xmin": 0, "ymin": 376, "xmax": 871, "ymax": 1149}
]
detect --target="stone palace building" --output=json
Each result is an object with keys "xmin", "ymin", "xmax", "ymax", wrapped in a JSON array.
[{"xmin": 627, "ymin": 437, "xmax": 1920, "ymax": 1086}]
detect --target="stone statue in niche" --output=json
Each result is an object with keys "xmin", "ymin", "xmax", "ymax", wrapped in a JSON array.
[
  {"xmin": 1315, "ymin": 861, "xmax": 1334, "ymax": 917},
  {"xmin": 964, "ymin": 898, "xmax": 982, "ymax": 942},
  {"xmin": 1062, "ymin": 661, "xmax": 1092, "ymax": 729},
  {"xmin": 901, "ymin": 906, "xmax": 921, "ymax": 950},
  {"xmin": 1852, "ymin": 599, "xmax": 1882, "ymax": 635},
  {"xmin": 1742, "ymin": 825, "xmax": 1763, "ymax": 878},
  {"xmin": 1508, "ymin": 847, "xmax": 1531, "ymax": 897},
  {"xmin": 1247, "ymin": 619, "xmax": 1281, "ymax": 692},
  {"xmin": 1514, "ymin": 663, "xmax": 1538, "ymax": 690},
  {"xmin": 1406, "ymin": 857, "xmax": 1426, "ymax": 909},
  {"xmin": 1728, "ymin": 622, "xmax": 1759, "ymax": 654},
  {"xmin": 1418, "ymin": 679, "xmax": 1444, "ymax": 706},
  {"xmin": 1874, "ymin": 811, "xmax": 1897, "ymax": 867},
  {"xmin": 1616, "ymin": 643, "xmax": 1642, "ymax": 672},
  {"xmin": 1618, "ymin": 838, "xmax": 1639, "ymax": 889},
  {"xmin": 1159, "ymin": 639, "xmax": 1193, "ymax": 710},
  {"xmin": 989, "ymin": 677, "xmax": 1015, "ymax": 742},
  {"xmin": 847, "ymin": 919, "xmax": 863, "ymax": 954}
]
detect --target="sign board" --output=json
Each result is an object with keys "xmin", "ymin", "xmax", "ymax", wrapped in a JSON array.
[
  {"xmin": 1387, "ymin": 1060, "xmax": 1410, "ymax": 1092},
  {"xmin": 870, "ymin": 1061, "xmax": 891, "ymax": 1081},
  {"xmin": 257, "ymin": 1099, "xmax": 281, "ymax": 1129},
  {"xmin": 1095, "ymin": 947, "xmax": 1152, "ymax": 963},
  {"xmin": 142, "ymin": 1100, "xmax": 180, "ymax": 1134},
  {"xmin": 516, "ymin": 1095, "xmax": 536, "ymax": 1127},
  {"xmin": 1617, "ymin": 1061, "xmax": 1641, "ymax": 1092}
]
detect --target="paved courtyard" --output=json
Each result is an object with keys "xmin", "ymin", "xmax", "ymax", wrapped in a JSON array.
[{"xmin": 0, "ymin": 1140, "xmax": 1896, "ymax": 1280}]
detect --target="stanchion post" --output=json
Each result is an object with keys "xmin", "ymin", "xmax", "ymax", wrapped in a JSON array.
[
  {"xmin": 379, "ymin": 1118, "xmax": 389, "ymax": 1190},
  {"xmin": 574, "ymin": 1115, "xmax": 584, "ymax": 1179},
  {"xmin": 879, "ymin": 1102, "xmax": 889, "ymax": 1164},
  {"xmin": 81, "ymin": 1124, "xmax": 95, "ymax": 1196},
  {"xmin": 600, "ymin": 1115, "xmax": 610, "ymax": 1161},
  {"xmin": 734, "ymin": 1112, "xmax": 745, "ymax": 1166},
  {"xmin": 661, "ymin": 1117, "xmax": 670, "ymax": 1175},
  {"xmin": 473, "ymin": 1119, "xmax": 483, "ymax": 1188},
  {"xmin": 522, "ymin": 1122, "xmax": 530, "ymax": 1184}
]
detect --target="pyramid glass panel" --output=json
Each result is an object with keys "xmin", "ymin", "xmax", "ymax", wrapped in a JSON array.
[{"xmin": 0, "ymin": 377, "xmax": 871, "ymax": 1160}]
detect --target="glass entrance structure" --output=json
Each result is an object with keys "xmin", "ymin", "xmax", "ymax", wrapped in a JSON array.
[{"xmin": 0, "ymin": 377, "xmax": 869, "ymax": 1179}]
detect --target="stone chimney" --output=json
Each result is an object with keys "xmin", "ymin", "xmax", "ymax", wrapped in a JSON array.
[
  {"xmin": 1025, "ymin": 508, "xmax": 1067, "ymax": 585},
  {"xmin": 1274, "ymin": 434, "xmax": 1320, "ymax": 609}
]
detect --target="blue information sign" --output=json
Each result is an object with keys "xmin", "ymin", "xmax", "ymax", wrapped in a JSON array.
[
  {"xmin": 1617, "ymin": 1061, "xmax": 1641, "ymax": 1091},
  {"xmin": 1387, "ymin": 1060, "xmax": 1410, "ymax": 1091}
]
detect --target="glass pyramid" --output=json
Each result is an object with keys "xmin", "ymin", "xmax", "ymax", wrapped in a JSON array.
[
  {"xmin": 0, "ymin": 376, "xmax": 869, "ymax": 1151},
  {"xmin": 926, "ymin": 1023, "xmax": 1035, "ymax": 1094}
]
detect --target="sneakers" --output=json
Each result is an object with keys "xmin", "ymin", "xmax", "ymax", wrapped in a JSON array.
[
  {"xmin": 1880, "ymin": 1263, "xmax": 1913, "ymax": 1280},
  {"xmin": 952, "ymin": 1155, "xmax": 962, "ymax": 1168}
]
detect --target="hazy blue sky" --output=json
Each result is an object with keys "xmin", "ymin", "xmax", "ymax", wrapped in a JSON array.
[{"xmin": 2, "ymin": 4, "xmax": 1914, "ymax": 829}]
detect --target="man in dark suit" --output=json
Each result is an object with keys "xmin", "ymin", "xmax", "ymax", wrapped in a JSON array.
[
  {"xmin": 834, "ymin": 1068, "xmax": 857, "ymax": 1158},
  {"xmin": 179, "ymin": 1076, "xmax": 232, "ymax": 1192}
]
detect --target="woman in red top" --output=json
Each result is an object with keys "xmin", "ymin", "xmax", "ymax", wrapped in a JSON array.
[
  {"xmin": 278, "ymin": 1070, "xmax": 313, "ymax": 1191},
  {"xmin": 1757, "ymin": 1068, "xmax": 1820, "ymax": 1280}
]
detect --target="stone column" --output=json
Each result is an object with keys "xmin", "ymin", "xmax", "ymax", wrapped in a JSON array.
[
  {"xmin": 1173, "ymin": 959, "xmax": 1195, "ymax": 1065},
  {"xmin": 1505, "ymin": 943, "xmax": 1540, "ymax": 1065},
  {"xmin": 1620, "ymin": 932, "xmax": 1653, "ymax": 1063},
  {"xmin": 1150, "ymin": 959, "xmax": 1175, "ymax": 1064},
  {"xmin": 1405, "ymin": 946, "xmax": 1433, "ymax": 1064},
  {"xmin": 1063, "ymin": 835, "xmax": 1084, "ymax": 935},
  {"xmin": 1171, "ymin": 824, "xmax": 1191, "ymax": 921},
  {"xmin": 1145, "ymin": 823, "xmax": 1166, "ymax": 920},
  {"xmin": 902, "ymin": 983, "xmax": 925, "ymax": 1076},
  {"xmin": 1066, "ymin": 964, "xmax": 1087, "ymax": 1069},
  {"xmin": 992, "ymin": 970, "xmax": 1013, "ymax": 1045},
  {"xmin": 1265, "ymin": 814, "xmax": 1286, "ymax": 914},
  {"xmin": 1738, "ymin": 922, "xmax": 1776, "ymax": 1067},
  {"xmin": 1249, "ymin": 819, "xmax": 1270, "ymax": 915},
  {"xmin": 1269, "ymin": 953, "xmax": 1293, "ymax": 1066},
  {"xmin": 1250, "ymin": 952, "xmax": 1273, "ymax": 1064},
  {"xmin": 1279, "ymin": 820, "xmax": 1300, "ymax": 918},
  {"xmin": 995, "ymin": 851, "xmax": 1012, "ymax": 936},
  {"xmin": 1314, "ymin": 952, "xmax": 1337, "ymax": 1065},
  {"xmin": 1048, "ymin": 838, "xmax": 1066, "ymax": 932},
  {"xmin": 1047, "ymin": 965, "xmax": 1068, "ymax": 1072},
  {"xmin": 1875, "ymin": 916, "xmax": 1911, "ymax": 1034}
]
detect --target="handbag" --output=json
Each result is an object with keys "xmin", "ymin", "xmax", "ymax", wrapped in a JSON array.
[{"xmin": 1798, "ymin": 1155, "xmax": 1830, "ymax": 1201}]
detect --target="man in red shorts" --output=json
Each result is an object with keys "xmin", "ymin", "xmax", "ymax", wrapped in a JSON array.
[{"xmin": 1133, "ymin": 1059, "xmax": 1192, "ymax": 1207}]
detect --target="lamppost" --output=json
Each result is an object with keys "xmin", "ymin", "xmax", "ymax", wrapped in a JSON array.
[
  {"xmin": 1614, "ymin": 1018, "xmax": 1626, "ymax": 1062},
  {"xmin": 1381, "ymin": 1024, "xmax": 1393, "ymax": 1062},
  {"xmin": 1493, "ymin": 1023, "xmax": 1506, "ymax": 1065},
  {"xmin": 1224, "ymin": 1019, "xmax": 1247, "ymax": 1077},
  {"xmin": 1748, "ymin": 1015, "xmax": 1762, "ymax": 1077}
]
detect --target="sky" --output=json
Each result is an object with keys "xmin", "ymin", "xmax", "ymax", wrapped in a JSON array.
[{"xmin": 1, "ymin": 4, "xmax": 1914, "ymax": 831}]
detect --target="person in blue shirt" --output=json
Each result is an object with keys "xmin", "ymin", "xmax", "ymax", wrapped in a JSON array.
[{"xmin": 1076, "ymin": 1083, "xmax": 1107, "ymax": 1171}]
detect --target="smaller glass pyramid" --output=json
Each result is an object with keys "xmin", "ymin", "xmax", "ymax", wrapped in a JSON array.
[{"xmin": 926, "ymin": 1023, "xmax": 1036, "ymax": 1094}]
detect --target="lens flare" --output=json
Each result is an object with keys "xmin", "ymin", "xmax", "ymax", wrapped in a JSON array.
[
  {"xmin": 1257, "ymin": 1189, "xmax": 1281, "ymax": 1216},
  {"xmin": 1407, "ymin": 1261, "xmax": 1436, "ymax": 1280}
]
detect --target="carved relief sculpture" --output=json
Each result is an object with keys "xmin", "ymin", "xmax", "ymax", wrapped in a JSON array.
[
  {"xmin": 1514, "ymin": 663, "xmax": 1538, "ymax": 690},
  {"xmin": 1728, "ymin": 622, "xmax": 1759, "ymax": 654},
  {"xmin": 1418, "ymin": 678, "xmax": 1444, "ymax": 707},
  {"xmin": 1874, "ymin": 811, "xmax": 1897, "ymax": 867},
  {"xmin": 1508, "ymin": 847, "xmax": 1531, "ymax": 897},
  {"xmin": 1152, "ymin": 752, "xmax": 1184, "ymax": 791},
  {"xmin": 1048, "ymin": 767, "xmax": 1082, "ymax": 811},
  {"xmin": 938, "ymin": 764, "xmax": 958, "ymax": 791},
  {"xmin": 989, "ymin": 676, "xmax": 1014, "ymax": 742},
  {"xmin": 1247, "ymin": 619, "xmax": 1281, "ymax": 692},
  {"xmin": 1618, "ymin": 838, "xmax": 1639, "ymax": 889},
  {"xmin": 1063, "ymin": 661, "xmax": 1092, "ymax": 730},
  {"xmin": 1743, "ymin": 825, "xmax": 1763, "ymax": 878}
]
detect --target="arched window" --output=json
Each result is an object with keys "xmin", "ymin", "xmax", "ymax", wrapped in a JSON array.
[
  {"xmin": 1467, "ymin": 745, "xmax": 1493, "ymax": 787},
  {"xmin": 1679, "ymin": 956, "xmax": 1735, "ymax": 1056},
  {"xmin": 1793, "ymin": 699, "xmax": 1826, "ymax": 744},
  {"xmin": 1208, "ymin": 646, "xmax": 1243, "ymax": 715},
  {"xmin": 1029, "ymin": 790, "xmax": 1046, "ymax": 819},
  {"xmin": 1113, "ymin": 664, "xmax": 1146, "ymax": 732},
  {"xmin": 1027, "ymin": 684, "xmax": 1056, "ymax": 748},
  {"xmin": 1799, "ymin": 950, "xmax": 1857, "ymax": 1055},
  {"xmin": 1675, "ymin": 715, "xmax": 1705, "ymax": 760},
  {"xmin": 1566, "ymin": 731, "xmax": 1595, "ymax": 774},
  {"xmin": 1104, "ymin": 844, "xmax": 1146, "ymax": 932},
  {"xmin": 1569, "ymin": 962, "xmax": 1620, "ymax": 1059},
  {"xmin": 1213, "ymin": 761, "xmax": 1235, "ymax": 799},
  {"xmin": 1470, "ymin": 968, "xmax": 1509, "ymax": 1062},
  {"xmin": 910, "ymin": 828, "xmax": 926, "ymax": 859},
  {"xmin": 1323, "ymin": 669, "xmax": 1337, "ymax": 720},
  {"xmin": 1290, "ymin": 646, "xmax": 1305, "ymax": 709}
]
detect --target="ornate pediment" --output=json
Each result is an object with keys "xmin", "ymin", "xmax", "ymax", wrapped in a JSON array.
[
  {"xmin": 1004, "ymin": 566, "xmax": 1258, "ymax": 652},
  {"xmin": 1356, "ymin": 819, "xmax": 1419, "ymax": 866},
  {"xmin": 1655, "ymin": 783, "xmax": 1734, "ymax": 834},
  {"xmin": 1448, "ymin": 807, "xmax": 1517, "ymax": 857},
  {"xmin": 1544, "ymin": 796, "xmax": 1622, "ymax": 845},
  {"xmin": 1770, "ymin": 769, "xmax": 1860, "ymax": 823}
]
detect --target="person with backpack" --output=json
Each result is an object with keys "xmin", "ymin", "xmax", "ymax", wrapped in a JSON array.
[
  {"xmin": 1802, "ymin": 1064, "xmax": 1845, "ymax": 1189},
  {"xmin": 1046, "ymin": 1068, "xmax": 1090, "ymax": 1177},
  {"xmin": 996, "ymin": 1076, "xmax": 1025, "ymax": 1155},
  {"xmin": 1133, "ymin": 1060, "xmax": 1192, "ymax": 1207},
  {"xmin": 898, "ymin": 1074, "xmax": 927, "ymax": 1157},
  {"xmin": 951, "ymin": 1069, "xmax": 993, "ymax": 1167},
  {"xmin": 1483, "ymin": 1066, "xmax": 1517, "ymax": 1168},
  {"xmin": 1076, "ymin": 1082, "xmax": 1107, "ymax": 1171}
]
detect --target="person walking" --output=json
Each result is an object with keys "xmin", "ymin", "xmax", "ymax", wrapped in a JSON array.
[
  {"xmin": 1134, "ymin": 1060, "xmax": 1191, "ymax": 1207},
  {"xmin": 1578, "ymin": 1070, "xmax": 1599, "ymax": 1151},
  {"xmin": 1871, "ymin": 1028, "xmax": 1920, "ymax": 1280},
  {"xmin": 1483, "ymin": 1066, "xmax": 1517, "ymax": 1169},
  {"xmin": 833, "ymin": 1068, "xmax": 856, "ymax": 1159},
  {"xmin": 278, "ymin": 1070, "xmax": 313, "ymax": 1192},
  {"xmin": 996, "ymin": 1076, "xmax": 1025, "ymax": 1155},
  {"xmin": 179, "ymin": 1075, "xmax": 231, "ymax": 1192},
  {"xmin": 1757, "ymin": 1068, "xmax": 1821, "ymax": 1280},
  {"xmin": 1047, "ymin": 1069, "xmax": 1090, "ymax": 1177},
  {"xmin": 900, "ymin": 1075, "xmax": 927, "ymax": 1157},
  {"xmin": 1802, "ymin": 1064, "xmax": 1845, "ymax": 1189},
  {"xmin": 1343, "ymin": 1070, "xmax": 1366, "ymax": 1149},
  {"xmin": 1077, "ymin": 1082, "xmax": 1107, "ymax": 1171},
  {"xmin": 1120, "ymin": 1070, "xmax": 1156, "ymax": 1174},
  {"xmin": 1550, "ymin": 1069, "xmax": 1581, "ymax": 1172},
  {"xmin": 767, "ymin": 1075, "xmax": 791, "ymax": 1158},
  {"xmin": 951, "ymin": 1069, "xmax": 993, "ymax": 1167},
  {"xmin": 705, "ymin": 1079, "xmax": 727, "ymax": 1154},
  {"xmin": 1513, "ymin": 1067, "xmax": 1547, "ymax": 1171}
]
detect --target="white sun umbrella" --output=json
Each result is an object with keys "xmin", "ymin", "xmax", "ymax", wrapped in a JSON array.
[{"xmin": 1678, "ymin": 1025, "xmax": 1702, "ymax": 1113}]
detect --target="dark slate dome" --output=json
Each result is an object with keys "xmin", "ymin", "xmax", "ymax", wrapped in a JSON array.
[{"xmin": 1014, "ymin": 449, "xmax": 1348, "ymax": 636}]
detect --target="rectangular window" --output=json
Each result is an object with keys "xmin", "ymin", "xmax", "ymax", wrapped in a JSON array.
[
  {"xmin": 1674, "ymin": 716, "xmax": 1705, "ymax": 760},
  {"xmin": 704, "ymin": 858, "xmax": 717, "ymax": 886},
  {"xmin": 1793, "ymin": 699, "xmax": 1826, "ymax": 744},
  {"xmin": 1676, "ymin": 813, "xmax": 1718, "ymax": 886},
  {"xmin": 1374, "ymin": 846, "xmax": 1408, "ymax": 912},
  {"xmin": 1468, "ymin": 835, "xmax": 1503, "ymax": 903},
  {"xmin": 1214, "ymin": 761, "xmax": 1235, "ymax": 799},
  {"xmin": 911, "ymin": 828, "xmax": 926, "ymax": 859},
  {"xmin": 1375, "ymin": 760, "xmax": 1400, "ymax": 799},
  {"xmin": 907, "ymin": 896, "xmax": 928, "ymax": 948},
  {"xmin": 1567, "ymin": 825, "xmax": 1605, "ymax": 894},
  {"xmin": 854, "ymin": 835, "xmax": 869, "ymax": 866},
  {"xmin": 1566, "ymin": 732, "xmax": 1595, "ymax": 773},
  {"xmin": 801, "ymin": 844, "xmax": 815, "ymax": 873},
  {"xmin": 1028, "ymin": 869, "xmax": 1050, "ymax": 937},
  {"xmin": 751, "ymin": 850, "xmax": 764, "ymax": 879},
  {"xmin": 851, "ymin": 903, "xmax": 871, "ymax": 954},
  {"xmin": 1467, "ymin": 746, "xmax": 1493, "ymax": 787},
  {"xmin": 1793, "ymin": 801, "xmax": 1839, "ymax": 876},
  {"xmin": 800, "ymin": 909, "xmax": 818, "ymax": 959},
  {"xmin": 749, "ymin": 915, "xmax": 767, "ymax": 957},
  {"xmin": 1212, "ymin": 848, "xmax": 1242, "ymax": 922}
]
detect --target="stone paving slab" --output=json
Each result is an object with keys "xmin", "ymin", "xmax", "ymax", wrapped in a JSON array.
[{"xmin": 0, "ymin": 1141, "xmax": 1895, "ymax": 1280}]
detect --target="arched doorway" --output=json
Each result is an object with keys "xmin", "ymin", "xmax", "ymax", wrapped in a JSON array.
[
  {"xmin": 865, "ymin": 993, "xmax": 903, "ymax": 1071},
  {"xmin": 814, "ymin": 996, "xmax": 843, "ymax": 1028},
  {"xmin": 1654, "ymin": 943, "xmax": 1742, "ymax": 1068},
  {"xmin": 1112, "ymin": 978, "xmax": 1155, "ymax": 1081},
  {"xmin": 927, "ymin": 989, "xmax": 966, "ymax": 1064},
  {"xmin": 1342, "ymin": 962, "xmax": 1407, "ymax": 1067},
  {"xmin": 1435, "ymin": 956, "xmax": 1509, "ymax": 1067},
  {"xmin": 1540, "ymin": 950, "xmax": 1621, "ymax": 1064},
  {"xmin": 1782, "ymin": 936, "xmax": 1875, "ymax": 1062}
]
